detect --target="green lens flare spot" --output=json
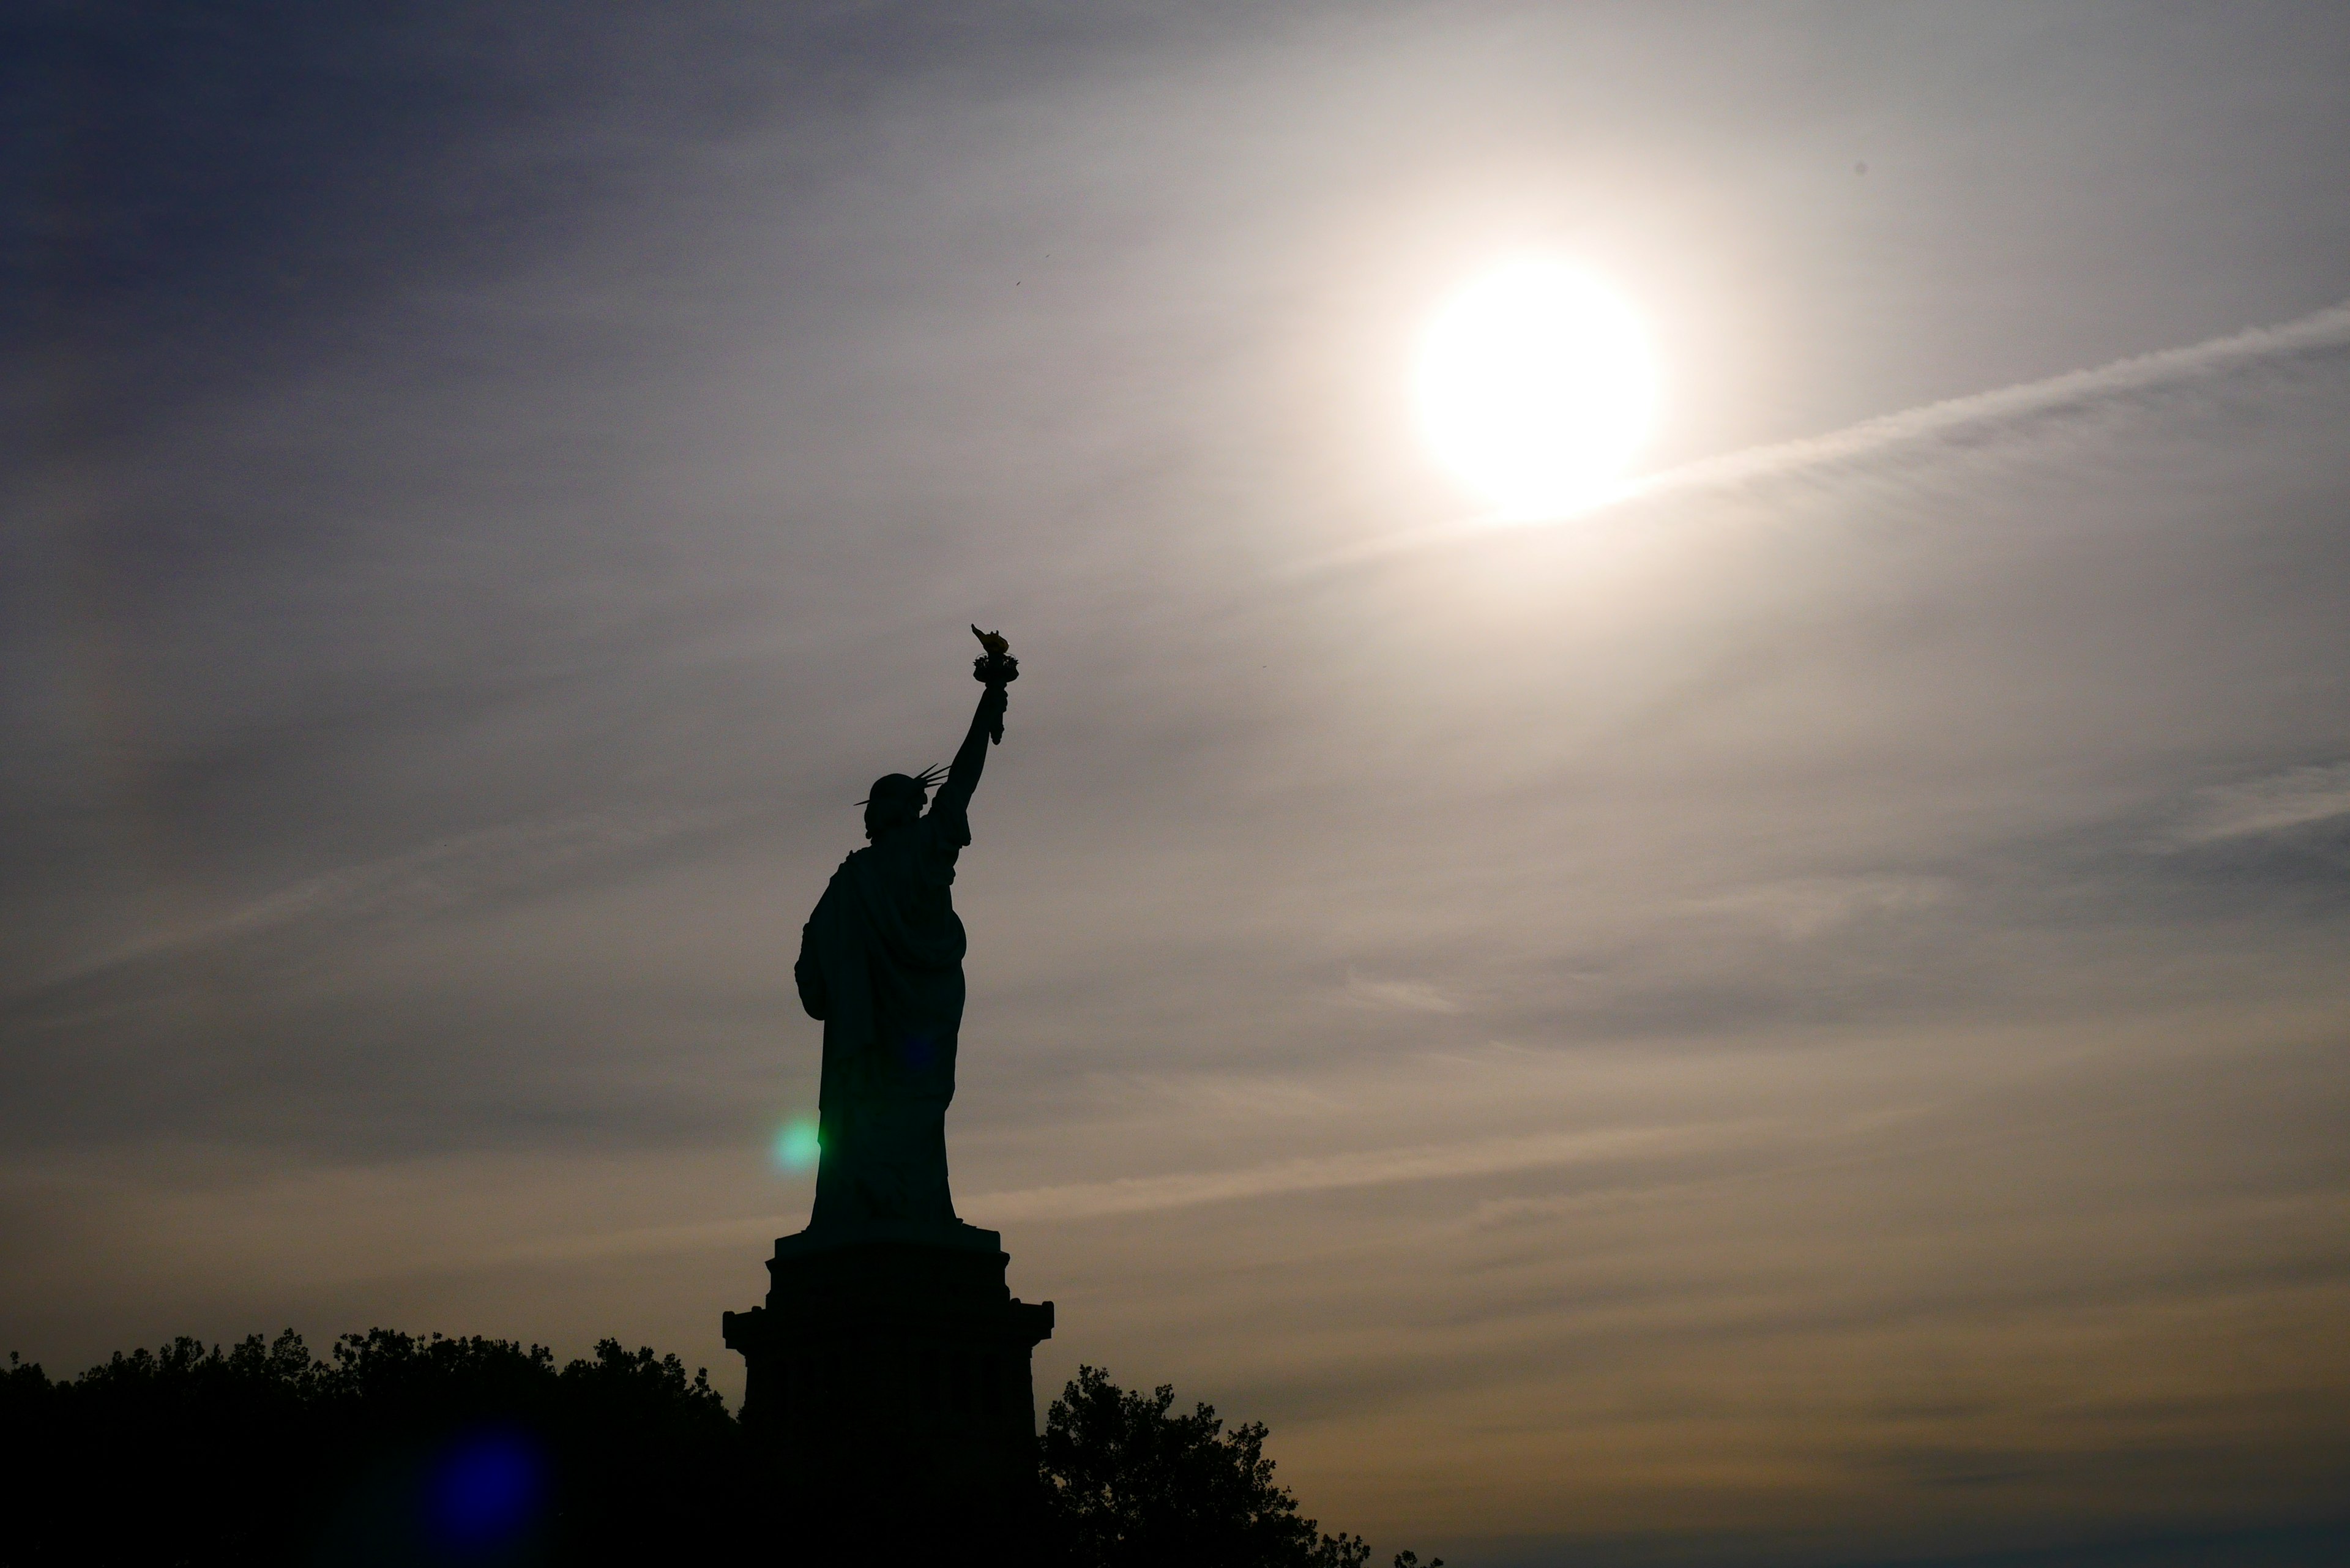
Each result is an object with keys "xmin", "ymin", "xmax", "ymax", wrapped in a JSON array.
[{"xmin": 773, "ymin": 1117, "xmax": 821, "ymax": 1171}]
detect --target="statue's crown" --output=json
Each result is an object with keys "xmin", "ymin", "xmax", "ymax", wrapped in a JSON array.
[{"xmin": 859, "ymin": 764, "xmax": 947, "ymax": 807}]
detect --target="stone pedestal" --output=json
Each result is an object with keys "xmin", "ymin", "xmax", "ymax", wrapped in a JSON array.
[{"xmin": 723, "ymin": 1221, "xmax": 1054, "ymax": 1549}]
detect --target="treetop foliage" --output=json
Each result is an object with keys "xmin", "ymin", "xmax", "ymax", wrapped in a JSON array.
[
  {"xmin": 1041, "ymin": 1364, "xmax": 1437, "ymax": 1568},
  {"xmin": 4, "ymin": 1335, "xmax": 1438, "ymax": 1567},
  {"xmin": 3, "ymin": 1329, "xmax": 735, "ymax": 1567}
]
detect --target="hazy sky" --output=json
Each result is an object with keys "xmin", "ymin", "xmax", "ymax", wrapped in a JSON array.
[{"xmin": 6, "ymin": 4, "xmax": 2349, "ymax": 1564}]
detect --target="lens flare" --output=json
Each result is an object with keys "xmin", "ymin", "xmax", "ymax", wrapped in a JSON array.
[
  {"xmin": 428, "ymin": 1432, "xmax": 542, "ymax": 1548},
  {"xmin": 773, "ymin": 1116, "xmax": 821, "ymax": 1171}
]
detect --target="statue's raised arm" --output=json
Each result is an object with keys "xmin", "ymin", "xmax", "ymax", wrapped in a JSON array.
[{"xmin": 931, "ymin": 628, "xmax": 1015, "ymax": 818}]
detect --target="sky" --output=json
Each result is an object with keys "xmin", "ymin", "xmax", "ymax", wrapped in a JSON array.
[{"xmin": 5, "ymin": 3, "xmax": 2349, "ymax": 1563}]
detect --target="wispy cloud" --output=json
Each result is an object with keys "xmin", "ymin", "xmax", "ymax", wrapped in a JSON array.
[
  {"xmin": 1620, "ymin": 302, "xmax": 2350, "ymax": 504},
  {"xmin": 967, "ymin": 1122, "xmax": 1750, "ymax": 1222},
  {"xmin": 1678, "ymin": 876, "xmax": 1952, "ymax": 941},
  {"xmin": 1336, "ymin": 970, "xmax": 1463, "ymax": 1014},
  {"xmin": 1297, "ymin": 301, "xmax": 2350, "ymax": 574},
  {"xmin": 6, "ymin": 808, "xmax": 744, "ymax": 1007},
  {"xmin": 2165, "ymin": 761, "xmax": 2350, "ymax": 846}
]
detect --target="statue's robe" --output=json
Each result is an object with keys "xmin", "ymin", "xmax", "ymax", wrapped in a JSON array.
[{"xmin": 794, "ymin": 799, "xmax": 971, "ymax": 1230}]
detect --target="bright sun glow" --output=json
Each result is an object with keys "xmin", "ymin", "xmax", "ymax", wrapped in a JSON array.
[{"xmin": 1416, "ymin": 259, "xmax": 1660, "ymax": 518}]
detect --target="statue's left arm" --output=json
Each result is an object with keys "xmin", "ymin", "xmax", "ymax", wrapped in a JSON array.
[
  {"xmin": 930, "ymin": 684, "xmax": 1007, "ymax": 819},
  {"xmin": 793, "ymin": 916, "xmax": 829, "ymax": 1020}
]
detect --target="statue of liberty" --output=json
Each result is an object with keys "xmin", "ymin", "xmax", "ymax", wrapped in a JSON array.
[
  {"xmin": 793, "ymin": 628, "xmax": 1016, "ymax": 1238},
  {"xmin": 728, "ymin": 626, "xmax": 1053, "ymax": 1506}
]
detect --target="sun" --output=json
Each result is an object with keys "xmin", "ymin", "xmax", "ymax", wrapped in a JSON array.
[{"xmin": 1415, "ymin": 259, "xmax": 1660, "ymax": 518}]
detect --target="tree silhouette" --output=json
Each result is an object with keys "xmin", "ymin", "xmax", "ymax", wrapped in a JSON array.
[
  {"xmin": 1039, "ymin": 1365, "xmax": 1438, "ymax": 1568},
  {"xmin": 2, "ymin": 1331, "xmax": 752, "ymax": 1567},
  {"xmin": 2, "ymin": 1337, "xmax": 1439, "ymax": 1567}
]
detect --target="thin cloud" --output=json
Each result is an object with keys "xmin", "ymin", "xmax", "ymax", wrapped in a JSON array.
[
  {"xmin": 5, "ymin": 808, "xmax": 743, "ymax": 1006},
  {"xmin": 1620, "ymin": 301, "xmax": 2350, "ymax": 503},
  {"xmin": 966, "ymin": 1122, "xmax": 1756, "ymax": 1222},
  {"xmin": 411, "ymin": 1212, "xmax": 794, "ymax": 1277},
  {"xmin": 1677, "ymin": 876, "xmax": 1953, "ymax": 941},
  {"xmin": 1294, "ymin": 301, "xmax": 2350, "ymax": 575},
  {"xmin": 2165, "ymin": 761, "xmax": 2350, "ymax": 846},
  {"xmin": 1337, "ymin": 970, "xmax": 1463, "ymax": 1014}
]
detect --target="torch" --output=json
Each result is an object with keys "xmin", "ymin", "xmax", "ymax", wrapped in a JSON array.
[{"xmin": 971, "ymin": 625, "xmax": 1018, "ymax": 744}]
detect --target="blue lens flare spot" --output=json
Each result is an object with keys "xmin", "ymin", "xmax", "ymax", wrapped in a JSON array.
[
  {"xmin": 429, "ymin": 1432, "xmax": 542, "ymax": 1547},
  {"xmin": 774, "ymin": 1116, "xmax": 821, "ymax": 1171}
]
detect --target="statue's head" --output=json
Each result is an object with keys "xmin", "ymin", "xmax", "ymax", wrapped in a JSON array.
[{"xmin": 860, "ymin": 767, "xmax": 944, "ymax": 842}]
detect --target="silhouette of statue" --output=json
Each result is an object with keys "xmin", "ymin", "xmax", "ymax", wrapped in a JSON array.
[
  {"xmin": 726, "ymin": 630, "xmax": 1051, "ymax": 1547},
  {"xmin": 793, "ymin": 627, "xmax": 1019, "ymax": 1239}
]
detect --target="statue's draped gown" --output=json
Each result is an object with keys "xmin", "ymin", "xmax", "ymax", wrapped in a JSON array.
[{"xmin": 794, "ymin": 796, "xmax": 973, "ymax": 1230}]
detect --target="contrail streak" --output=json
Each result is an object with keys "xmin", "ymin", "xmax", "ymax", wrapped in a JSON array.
[
  {"xmin": 1290, "ymin": 301, "xmax": 2350, "ymax": 575},
  {"xmin": 1624, "ymin": 300, "xmax": 2350, "ymax": 501}
]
